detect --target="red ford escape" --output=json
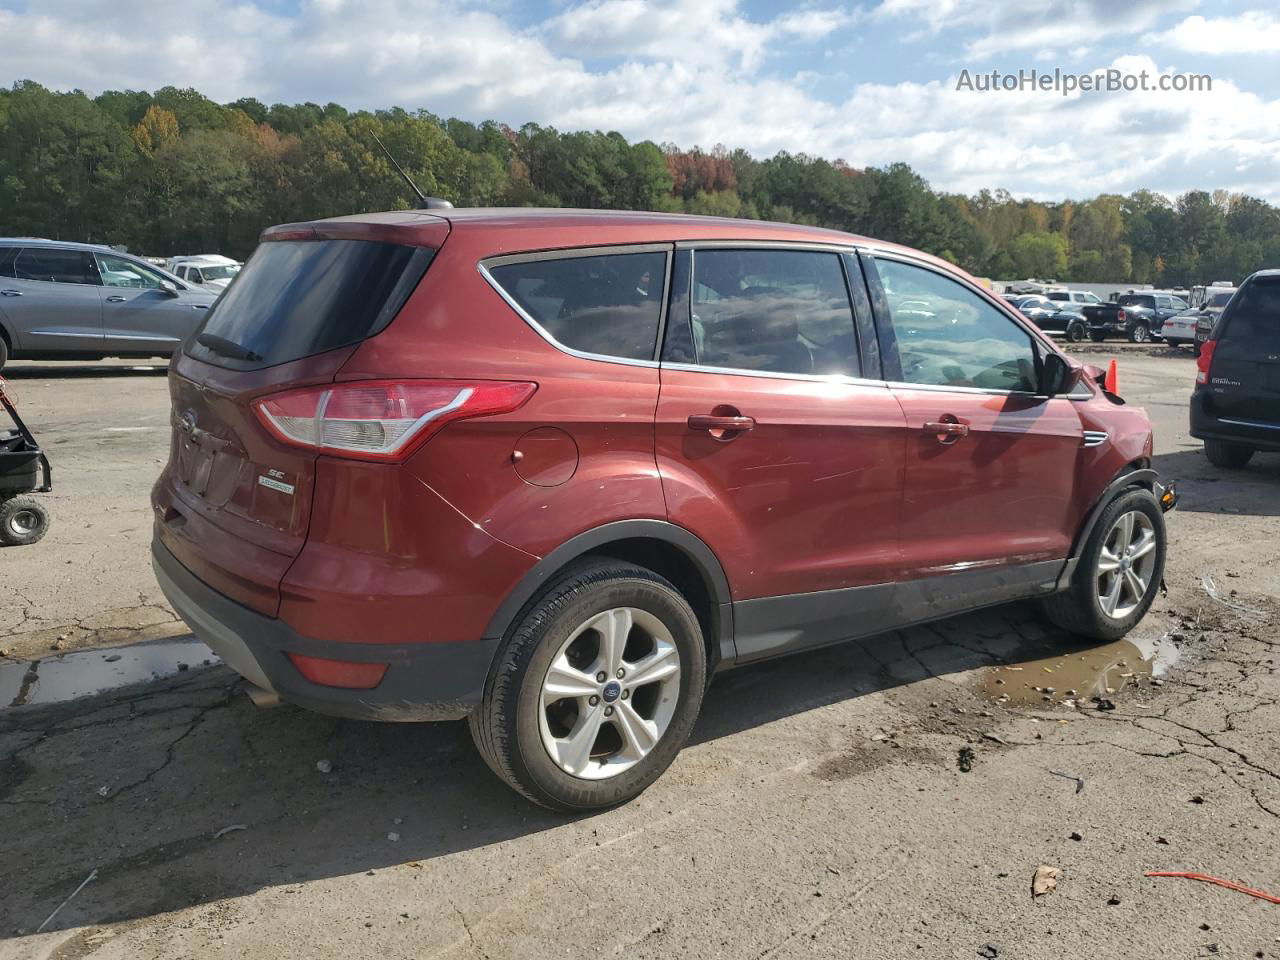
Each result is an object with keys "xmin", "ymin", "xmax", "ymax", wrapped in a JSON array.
[{"xmin": 152, "ymin": 209, "xmax": 1175, "ymax": 811}]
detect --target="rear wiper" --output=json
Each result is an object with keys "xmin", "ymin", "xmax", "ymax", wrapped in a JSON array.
[{"xmin": 196, "ymin": 333, "xmax": 262, "ymax": 363}]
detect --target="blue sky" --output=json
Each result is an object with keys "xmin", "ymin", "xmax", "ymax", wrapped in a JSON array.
[{"xmin": 2, "ymin": 0, "xmax": 1278, "ymax": 201}]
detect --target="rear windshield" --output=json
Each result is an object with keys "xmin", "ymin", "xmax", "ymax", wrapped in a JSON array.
[
  {"xmin": 1118, "ymin": 295, "xmax": 1154, "ymax": 308},
  {"xmin": 1220, "ymin": 277, "xmax": 1280, "ymax": 345},
  {"xmin": 1207, "ymin": 291, "xmax": 1235, "ymax": 308},
  {"xmin": 186, "ymin": 239, "xmax": 433, "ymax": 369}
]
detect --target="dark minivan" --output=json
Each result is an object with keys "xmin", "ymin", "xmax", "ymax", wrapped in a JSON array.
[{"xmin": 1191, "ymin": 270, "xmax": 1280, "ymax": 467}]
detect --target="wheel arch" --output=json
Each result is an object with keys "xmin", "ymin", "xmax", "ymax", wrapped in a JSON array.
[
  {"xmin": 483, "ymin": 520, "xmax": 735, "ymax": 672},
  {"xmin": 1056, "ymin": 462, "xmax": 1159, "ymax": 590}
]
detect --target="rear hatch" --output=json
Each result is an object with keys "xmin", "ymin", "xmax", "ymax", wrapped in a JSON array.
[
  {"xmin": 1206, "ymin": 276, "xmax": 1280, "ymax": 425},
  {"xmin": 155, "ymin": 219, "xmax": 446, "ymax": 614}
]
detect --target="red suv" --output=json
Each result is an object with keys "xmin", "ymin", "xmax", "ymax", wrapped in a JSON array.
[{"xmin": 152, "ymin": 209, "xmax": 1174, "ymax": 811}]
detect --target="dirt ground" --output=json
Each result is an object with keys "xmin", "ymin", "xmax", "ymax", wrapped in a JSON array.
[{"xmin": 2, "ymin": 346, "xmax": 1278, "ymax": 960}]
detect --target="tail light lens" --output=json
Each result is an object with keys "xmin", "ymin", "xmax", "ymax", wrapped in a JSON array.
[
  {"xmin": 253, "ymin": 379, "xmax": 537, "ymax": 461},
  {"xmin": 1196, "ymin": 340, "xmax": 1216, "ymax": 384},
  {"xmin": 1116, "ymin": 308, "xmax": 1126, "ymax": 324}
]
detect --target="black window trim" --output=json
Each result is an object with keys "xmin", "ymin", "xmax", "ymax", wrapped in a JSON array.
[
  {"xmin": 478, "ymin": 243, "xmax": 673, "ymax": 368},
  {"xmin": 659, "ymin": 241, "xmax": 879, "ymax": 386},
  {"xmin": 859, "ymin": 249, "xmax": 1084, "ymax": 400}
]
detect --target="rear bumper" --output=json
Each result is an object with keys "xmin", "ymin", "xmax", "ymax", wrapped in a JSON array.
[
  {"xmin": 1189, "ymin": 391, "xmax": 1280, "ymax": 452},
  {"xmin": 152, "ymin": 538, "xmax": 498, "ymax": 721}
]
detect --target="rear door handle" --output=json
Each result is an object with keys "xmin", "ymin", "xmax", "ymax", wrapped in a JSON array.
[
  {"xmin": 922, "ymin": 418, "xmax": 969, "ymax": 444},
  {"xmin": 0, "ymin": 290, "xmax": 21, "ymax": 297},
  {"xmin": 105, "ymin": 295, "xmax": 127, "ymax": 303},
  {"xmin": 688, "ymin": 414, "xmax": 755, "ymax": 434}
]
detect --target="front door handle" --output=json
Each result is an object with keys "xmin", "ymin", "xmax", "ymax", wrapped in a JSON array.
[
  {"xmin": 688, "ymin": 413, "xmax": 755, "ymax": 440},
  {"xmin": 105, "ymin": 295, "xmax": 127, "ymax": 303},
  {"xmin": 922, "ymin": 417, "xmax": 969, "ymax": 444},
  {"xmin": 0, "ymin": 290, "xmax": 22, "ymax": 297}
]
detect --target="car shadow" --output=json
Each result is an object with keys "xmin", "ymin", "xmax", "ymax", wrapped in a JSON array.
[
  {"xmin": 1151, "ymin": 447, "xmax": 1280, "ymax": 517},
  {"xmin": 2, "ymin": 363, "xmax": 169, "ymax": 380},
  {"xmin": 0, "ymin": 601, "xmax": 1118, "ymax": 939}
]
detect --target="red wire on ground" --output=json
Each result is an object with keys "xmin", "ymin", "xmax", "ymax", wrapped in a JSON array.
[{"xmin": 1145, "ymin": 871, "xmax": 1280, "ymax": 905}]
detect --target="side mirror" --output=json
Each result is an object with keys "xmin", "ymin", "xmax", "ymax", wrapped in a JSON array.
[
  {"xmin": 1039, "ymin": 352, "xmax": 1083, "ymax": 396},
  {"xmin": 159, "ymin": 280, "xmax": 179, "ymax": 297}
]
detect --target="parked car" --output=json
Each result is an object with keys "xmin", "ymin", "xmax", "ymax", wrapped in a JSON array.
[
  {"xmin": 1161, "ymin": 306, "xmax": 1202, "ymax": 349},
  {"xmin": 1046, "ymin": 289, "xmax": 1103, "ymax": 306},
  {"xmin": 1190, "ymin": 270, "xmax": 1280, "ymax": 468},
  {"xmin": 1083, "ymin": 292, "xmax": 1188, "ymax": 343},
  {"xmin": 0, "ymin": 239, "xmax": 217, "ymax": 370},
  {"xmin": 151, "ymin": 209, "xmax": 1174, "ymax": 811},
  {"xmin": 167, "ymin": 255, "xmax": 242, "ymax": 292},
  {"xmin": 1009, "ymin": 294, "xmax": 1057, "ymax": 322},
  {"xmin": 1033, "ymin": 302, "xmax": 1090, "ymax": 343},
  {"xmin": 1193, "ymin": 287, "xmax": 1238, "ymax": 354}
]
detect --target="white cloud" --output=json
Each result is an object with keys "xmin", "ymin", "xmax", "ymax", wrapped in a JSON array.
[
  {"xmin": 1146, "ymin": 11, "xmax": 1280, "ymax": 55},
  {"xmin": 873, "ymin": 0, "xmax": 1196, "ymax": 60},
  {"xmin": 1, "ymin": 1, "xmax": 1278, "ymax": 202}
]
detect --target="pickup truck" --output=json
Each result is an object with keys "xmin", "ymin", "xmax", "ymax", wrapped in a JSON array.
[{"xmin": 1082, "ymin": 292, "xmax": 1188, "ymax": 343}]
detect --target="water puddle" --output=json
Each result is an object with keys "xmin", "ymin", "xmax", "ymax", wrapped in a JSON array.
[
  {"xmin": 1, "ymin": 637, "xmax": 220, "ymax": 709},
  {"xmin": 982, "ymin": 633, "xmax": 1181, "ymax": 706}
]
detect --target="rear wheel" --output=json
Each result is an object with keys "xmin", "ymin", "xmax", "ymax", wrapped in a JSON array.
[
  {"xmin": 0, "ymin": 496, "xmax": 50, "ymax": 546},
  {"xmin": 1041, "ymin": 488, "xmax": 1165, "ymax": 641},
  {"xmin": 1128, "ymin": 323, "xmax": 1150, "ymax": 343},
  {"xmin": 470, "ymin": 559, "xmax": 706, "ymax": 812},
  {"xmin": 1204, "ymin": 438, "xmax": 1254, "ymax": 469},
  {"xmin": 0, "ymin": 336, "xmax": 8, "ymax": 371}
]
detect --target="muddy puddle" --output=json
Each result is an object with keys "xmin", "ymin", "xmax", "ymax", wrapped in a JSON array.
[
  {"xmin": 982, "ymin": 633, "xmax": 1181, "ymax": 706},
  {"xmin": 0, "ymin": 637, "xmax": 219, "ymax": 709}
]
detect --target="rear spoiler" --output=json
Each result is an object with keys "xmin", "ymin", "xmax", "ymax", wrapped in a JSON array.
[{"xmin": 261, "ymin": 214, "xmax": 450, "ymax": 249}]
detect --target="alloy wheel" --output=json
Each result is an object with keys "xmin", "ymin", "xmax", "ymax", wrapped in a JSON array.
[
  {"xmin": 538, "ymin": 607, "xmax": 682, "ymax": 780},
  {"xmin": 1096, "ymin": 510, "xmax": 1158, "ymax": 619}
]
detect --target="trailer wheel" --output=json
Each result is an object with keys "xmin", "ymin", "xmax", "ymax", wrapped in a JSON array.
[{"xmin": 0, "ymin": 496, "xmax": 50, "ymax": 546}]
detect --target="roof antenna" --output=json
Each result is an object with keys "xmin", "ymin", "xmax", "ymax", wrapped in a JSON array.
[{"xmin": 370, "ymin": 132, "xmax": 453, "ymax": 210}]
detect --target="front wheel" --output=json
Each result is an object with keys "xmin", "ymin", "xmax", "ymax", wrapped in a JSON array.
[
  {"xmin": 470, "ymin": 559, "xmax": 707, "ymax": 812},
  {"xmin": 1129, "ymin": 323, "xmax": 1151, "ymax": 344},
  {"xmin": 1041, "ymin": 488, "xmax": 1166, "ymax": 641},
  {"xmin": 0, "ymin": 496, "xmax": 50, "ymax": 546},
  {"xmin": 1066, "ymin": 322, "xmax": 1087, "ymax": 343}
]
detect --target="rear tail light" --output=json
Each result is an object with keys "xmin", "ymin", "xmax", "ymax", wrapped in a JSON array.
[
  {"xmin": 1196, "ymin": 340, "xmax": 1216, "ymax": 384},
  {"xmin": 1116, "ymin": 308, "xmax": 1126, "ymax": 324},
  {"xmin": 253, "ymin": 379, "xmax": 536, "ymax": 461}
]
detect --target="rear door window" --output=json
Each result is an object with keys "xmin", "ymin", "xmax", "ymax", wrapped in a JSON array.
[
  {"xmin": 486, "ymin": 249, "xmax": 668, "ymax": 362},
  {"xmin": 12, "ymin": 248, "xmax": 98, "ymax": 285},
  {"xmin": 1221, "ymin": 277, "xmax": 1280, "ymax": 347},
  {"xmin": 187, "ymin": 239, "xmax": 433, "ymax": 370},
  {"xmin": 684, "ymin": 248, "xmax": 858, "ymax": 376}
]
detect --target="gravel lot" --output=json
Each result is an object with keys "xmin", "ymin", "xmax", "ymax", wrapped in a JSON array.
[{"xmin": 2, "ymin": 344, "xmax": 1278, "ymax": 960}]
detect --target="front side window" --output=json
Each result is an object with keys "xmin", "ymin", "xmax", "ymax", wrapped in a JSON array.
[
  {"xmin": 96, "ymin": 253, "xmax": 168, "ymax": 289},
  {"xmin": 686, "ymin": 248, "xmax": 858, "ymax": 376},
  {"xmin": 488, "ymin": 250, "xmax": 667, "ymax": 362},
  {"xmin": 873, "ymin": 258, "xmax": 1038, "ymax": 392},
  {"xmin": 11, "ymin": 248, "xmax": 98, "ymax": 285}
]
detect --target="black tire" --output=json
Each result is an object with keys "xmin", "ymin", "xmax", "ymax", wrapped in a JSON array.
[
  {"xmin": 1041, "ymin": 488, "xmax": 1166, "ymax": 641},
  {"xmin": 1089, "ymin": 332, "xmax": 1106, "ymax": 343},
  {"xmin": 1128, "ymin": 323, "xmax": 1150, "ymax": 344},
  {"xmin": 469, "ymin": 559, "xmax": 707, "ymax": 812},
  {"xmin": 1066, "ymin": 322, "xmax": 1086, "ymax": 343},
  {"xmin": 1204, "ymin": 438, "xmax": 1254, "ymax": 469},
  {"xmin": 1192, "ymin": 341, "xmax": 1202, "ymax": 358},
  {"xmin": 0, "ymin": 496, "xmax": 50, "ymax": 546},
  {"xmin": 0, "ymin": 335, "xmax": 8, "ymax": 371}
]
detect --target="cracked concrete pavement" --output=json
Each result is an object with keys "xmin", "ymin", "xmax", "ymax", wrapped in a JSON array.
[{"xmin": 1, "ymin": 346, "xmax": 1278, "ymax": 959}]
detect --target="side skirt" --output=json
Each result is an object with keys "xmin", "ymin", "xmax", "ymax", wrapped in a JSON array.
[{"xmin": 730, "ymin": 559, "xmax": 1070, "ymax": 665}]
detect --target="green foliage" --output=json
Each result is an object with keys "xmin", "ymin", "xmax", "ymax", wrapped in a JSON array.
[{"xmin": 2, "ymin": 78, "xmax": 1278, "ymax": 284}]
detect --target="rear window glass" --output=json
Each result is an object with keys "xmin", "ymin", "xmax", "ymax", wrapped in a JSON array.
[
  {"xmin": 487, "ymin": 251, "xmax": 667, "ymax": 361},
  {"xmin": 187, "ymin": 240, "xmax": 432, "ymax": 370},
  {"xmin": 1221, "ymin": 277, "xmax": 1280, "ymax": 345},
  {"xmin": 11, "ymin": 248, "xmax": 98, "ymax": 285},
  {"xmin": 1118, "ymin": 295, "xmax": 1154, "ymax": 308}
]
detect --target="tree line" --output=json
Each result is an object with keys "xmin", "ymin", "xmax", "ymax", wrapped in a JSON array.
[{"xmin": 3, "ymin": 79, "xmax": 1278, "ymax": 286}]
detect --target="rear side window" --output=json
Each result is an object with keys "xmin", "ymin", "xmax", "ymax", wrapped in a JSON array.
[
  {"xmin": 1119, "ymin": 294, "xmax": 1155, "ymax": 309},
  {"xmin": 187, "ymin": 240, "xmax": 433, "ymax": 370},
  {"xmin": 11, "ymin": 248, "xmax": 98, "ymax": 285},
  {"xmin": 687, "ymin": 249, "xmax": 858, "ymax": 376},
  {"xmin": 487, "ymin": 250, "xmax": 667, "ymax": 362},
  {"xmin": 1220, "ymin": 277, "xmax": 1280, "ymax": 346}
]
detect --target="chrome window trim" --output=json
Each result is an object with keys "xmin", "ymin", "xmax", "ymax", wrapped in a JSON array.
[
  {"xmin": 661, "ymin": 360, "xmax": 889, "ymax": 389},
  {"xmin": 674, "ymin": 239, "xmax": 858, "ymax": 255},
  {"xmin": 477, "ymin": 244, "xmax": 672, "ymax": 369},
  {"xmin": 884, "ymin": 380, "xmax": 1040, "ymax": 398}
]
